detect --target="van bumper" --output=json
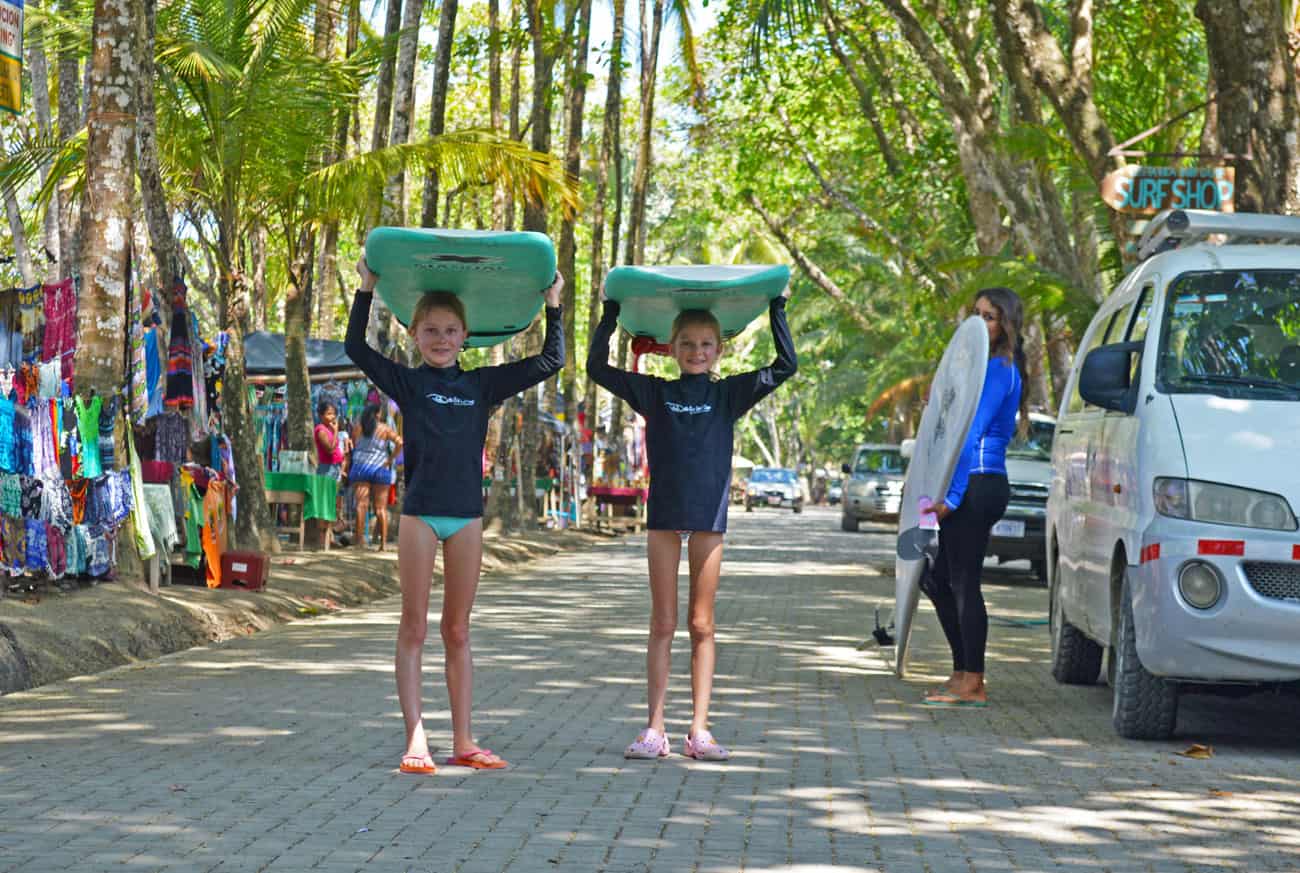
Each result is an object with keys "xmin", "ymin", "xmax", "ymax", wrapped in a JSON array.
[{"xmin": 1132, "ymin": 519, "xmax": 1300, "ymax": 682}]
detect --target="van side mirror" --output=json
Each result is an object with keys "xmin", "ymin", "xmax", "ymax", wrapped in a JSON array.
[
  {"xmin": 841, "ymin": 462, "xmax": 852, "ymax": 475},
  {"xmin": 1080, "ymin": 341, "xmax": 1143, "ymax": 413},
  {"xmin": 900, "ymin": 439, "xmax": 916, "ymax": 459}
]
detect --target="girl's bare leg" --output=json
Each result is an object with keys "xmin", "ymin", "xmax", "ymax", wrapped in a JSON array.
[
  {"xmin": 372, "ymin": 489, "xmax": 390, "ymax": 550},
  {"xmin": 645, "ymin": 530, "xmax": 683, "ymax": 734},
  {"xmin": 353, "ymin": 483, "xmax": 371, "ymax": 550},
  {"xmin": 440, "ymin": 519, "xmax": 487, "ymax": 757},
  {"xmin": 686, "ymin": 532, "xmax": 723, "ymax": 737},
  {"xmin": 396, "ymin": 515, "xmax": 438, "ymax": 759}
]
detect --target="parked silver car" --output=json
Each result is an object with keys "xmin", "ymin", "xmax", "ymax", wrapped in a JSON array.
[
  {"xmin": 744, "ymin": 467, "xmax": 803, "ymax": 513},
  {"xmin": 840, "ymin": 444, "xmax": 907, "ymax": 531},
  {"xmin": 986, "ymin": 413, "xmax": 1055, "ymax": 582}
]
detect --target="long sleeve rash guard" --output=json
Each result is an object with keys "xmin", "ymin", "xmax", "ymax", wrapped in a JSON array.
[
  {"xmin": 587, "ymin": 298, "xmax": 797, "ymax": 532},
  {"xmin": 344, "ymin": 291, "xmax": 563, "ymax": 518},
  {"xmin": 944, "ymin": 354, "xmax": 1022, "ymax": 511}
]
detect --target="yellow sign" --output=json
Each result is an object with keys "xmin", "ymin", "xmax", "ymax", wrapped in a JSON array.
[{"xmin": 0, "ymin": 0, "xmax": 21, "ymax": 115}]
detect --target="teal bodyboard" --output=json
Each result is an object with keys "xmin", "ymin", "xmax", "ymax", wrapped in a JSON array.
[
  {"xmin": 364, "ymin": 227, "xmax": 556, "ymax": 348},
  {"xmin": 603, "ymin": 265, "xmax": 790, "ymax": 343}
]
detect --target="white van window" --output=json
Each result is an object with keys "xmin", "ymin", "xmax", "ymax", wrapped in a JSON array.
[
  {"xmin": 1067, "ymin": 309, "xmax": 1124, "ymax": 414},
  {"xmin": 1126, "ymin": 285, "xmax": 1155, "ymax": 384},
  {"xmin": 1157, "ymin": 270, "xmax": 1300, "ymax": 399}
]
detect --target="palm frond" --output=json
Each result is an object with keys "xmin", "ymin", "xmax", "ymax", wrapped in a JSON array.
[
  {"xmin": 298, "ymin": 129, "xmax": 579, "ymax": 222},
  {"xmin": 666, "ymin": 0, "xmax": 706, "ymax": 111},
  {"xmin": 744, "ymin": 0, "xmax": 816, "ymax": 70}
]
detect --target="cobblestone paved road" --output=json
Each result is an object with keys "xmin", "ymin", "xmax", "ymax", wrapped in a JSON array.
[{"xmin": 1, "ymin": 506, "xmax": 1297, "ymax": 872}]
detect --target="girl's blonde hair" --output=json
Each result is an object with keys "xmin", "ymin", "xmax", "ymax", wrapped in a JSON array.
[
  {"xmin": 409, "ymin": 291, "xmax": 467, "ymax": 332},
  {"xmin": 669, "ymin": 309, "xmax": 722, "ymax": 347}
]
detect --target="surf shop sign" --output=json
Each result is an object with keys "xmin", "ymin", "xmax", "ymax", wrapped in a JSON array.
[
  {"xmin": 0, "ymin": 0, "xmax": 20, "ymax": 114},
  {"xmin": 1101, "ymin": 165, "xmax": 1235, "ymax": 215}
]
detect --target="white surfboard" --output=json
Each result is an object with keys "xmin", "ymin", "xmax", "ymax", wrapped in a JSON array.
[{"xmin": 894, "ymin": 315, "xmax": 989, "ymax": 677}]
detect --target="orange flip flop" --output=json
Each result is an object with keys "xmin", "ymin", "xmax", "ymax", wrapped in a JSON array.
[
  {"xmin": 399, "ymin": 753, "xmax": 437, "ymax": 775},
  {"xmin": 444, "ymin": 747, "xmax": 508, "ymax": 769}
]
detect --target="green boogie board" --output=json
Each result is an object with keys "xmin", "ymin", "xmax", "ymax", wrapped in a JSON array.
[
  {"xmin": 603, "ymin": 265, "xmax": 790, "ymax": 343},
  {"xmin": 364, "ymin": 227, "xmax": 556, "ymax": 348}
]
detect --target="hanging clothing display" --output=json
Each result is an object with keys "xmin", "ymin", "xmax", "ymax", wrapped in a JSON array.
[
  {"xmin": 0, "ymin": 292, "xmax": 24, "ymax": 367},
  {"xmin": 143, "ymin": 325, "xmax": 164, "ymax": 419},
  {"xmin": 73, "ymin": 395, "xmax": 103, "ymax": 479},
  {"xmin": 41, "ymin": 278, "xmax": 75, "ymax": 382},
  {"xmin": 98, "ymin": 396, "xmax": 117, "ymax": 471},
  {"xmin": 16, "ymin": 285, "xmax": 43, "ymax": 363},
  {"xmin": 154, "ymin": 410, "xmax": 189, "ymax": 463},
  {"xmin": 189, "ymin": 313, "xmax": 209, "ymax": 433},
  {"xmin": 165, "ymin": 282, "xmax": 194, "ymax": 409}
]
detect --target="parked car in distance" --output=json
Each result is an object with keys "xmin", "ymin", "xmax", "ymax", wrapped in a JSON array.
[
  {"xmin": 1047, "ymin": 208, "xmax": 1300, "ymax": 741},
  {"xmin": 745, "ymin": 467, "xmax": 803, "ymax": 513},
  {"xmin": 986, "ymin": 413, "xmax": 1055, "ymax": 582},
  {"xmin": 827, "ymin": 478, "xmax": 843, "ymax": 505},
  {"xmin": 840, "ymin": 444, "xmax": 907, "ymax": 531}
]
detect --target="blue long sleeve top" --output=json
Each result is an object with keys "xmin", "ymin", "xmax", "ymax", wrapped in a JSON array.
[
  {"xmin": 345, "ymin": 291, "xmax": 563, "ymax": 517},
  {"xmin": 587, "ymin": 298, "xmax": 797, "ymax": 531},
  {"xmin": 944, "ymin": 354, "xmax": 1022, "ymax": 511}
]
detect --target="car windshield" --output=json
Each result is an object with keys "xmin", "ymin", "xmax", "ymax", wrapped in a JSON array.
[
  {"xmin": 750, "ymin": 468, "xmax": 796, "ymax": 484},
  {"xmin": 1158, "ymin": 270, "xmax": 1300, "ymax": 400},
  {"xmin": 853, "ymin": 450, "xmax": 905, "ymax": 475},
  {"xmin": 1007, "ymin": 418, "xmax": 1054, "ymax": 460}
]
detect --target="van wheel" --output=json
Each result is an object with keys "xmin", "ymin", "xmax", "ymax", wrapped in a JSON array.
[
  {"xmin": 1050, "ymin": 561, "xmax": 1102, "ymax": 685},
  {"xmin": 745, "ymin": 501, "xmax": 753, "ymax": 513},
  {"xmin": 1031, "ymin": 559, "xmax": 1047, "ymax": 585},
  {"xmin": 841, "ymin": 512, "xmax": 859, "ymax": 532},
  {"xmin": 1111, "ymin": 570, "xmax": 1179, "ymax": 740},
  {"xmin": 793, "ymin": 500, "xmax": 803, "ymax": 514}
]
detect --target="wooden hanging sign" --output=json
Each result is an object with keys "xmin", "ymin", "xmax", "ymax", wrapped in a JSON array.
[{"xmin": 1101, "ymin": 165, "xmax": 1235, "ymax": 215}]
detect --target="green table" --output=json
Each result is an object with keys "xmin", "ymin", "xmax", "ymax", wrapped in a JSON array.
[{"xmin": 265, "ymin": 472, "xmax": 338, "ymax": 522}]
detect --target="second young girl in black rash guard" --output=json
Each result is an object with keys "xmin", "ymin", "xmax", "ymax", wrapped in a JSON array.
[
  {"xmin": 588, "ymin": 286, "xmax": 796, "ymax": 760},
  {"xmin": 346, "ymin": 258, "xmax": 563, "ymax": 774}
]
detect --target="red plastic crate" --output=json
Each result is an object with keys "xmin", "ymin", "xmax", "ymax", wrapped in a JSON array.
[{"xmin": 219, "ymin": 551, "xmax": 270, "ymax": 591}]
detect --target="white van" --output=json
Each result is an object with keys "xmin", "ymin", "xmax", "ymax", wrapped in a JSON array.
[{"xmin": 1046, "ymin": 209, "xmax": 1300, "ymax": 739}]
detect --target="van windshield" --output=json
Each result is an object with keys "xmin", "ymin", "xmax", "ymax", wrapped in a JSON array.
[
  {"xmin": 1157, "ymin": 270, "xmax": 1300, "ymax": 400},
  {"xmin": 853, "ymin": 450, "xmax": 906, "ymax": 475}
]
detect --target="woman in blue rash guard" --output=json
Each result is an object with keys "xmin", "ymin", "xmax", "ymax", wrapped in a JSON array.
[
  {"xmin": 347, "ymin": 258, "xmax": 564, "ymax": 774},
  {"xmin": 920, "ymin": 287, "xmax": 1027, "ymax": 708},
  {"xmin": 588, "ymin": 283, "xmax": 796, "ymax": 761}
]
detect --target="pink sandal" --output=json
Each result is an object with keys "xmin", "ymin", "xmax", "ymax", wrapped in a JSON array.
[
  {"xmin": 623, "ymin": 728, "xmax": 671, "ymax": 759},
  {"xmin": 684, "ymin": 730, "xmax": 729, "ymax": 761}
]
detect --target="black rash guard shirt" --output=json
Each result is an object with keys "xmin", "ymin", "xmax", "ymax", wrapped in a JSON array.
[
  {"xmin": 344, "ymin": 291, "xmax": 563, "ymax": 518},
  {"xmin": 587, "ymin": 298, "xmax": 797, "ymax": 532}
]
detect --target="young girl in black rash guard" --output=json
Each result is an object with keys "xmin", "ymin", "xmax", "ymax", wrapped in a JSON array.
[
  {"xmin": 346, "ymin": 258, "xmax": 564, "ymax": 775},
  {"xmin": 588, "ymin": 284, "xmax": 796, "ymax": 761}
]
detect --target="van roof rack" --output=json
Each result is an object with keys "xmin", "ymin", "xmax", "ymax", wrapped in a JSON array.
[{"xmin": 1136, "ymin": 209, "xmax": 1300, "ymax": 261}]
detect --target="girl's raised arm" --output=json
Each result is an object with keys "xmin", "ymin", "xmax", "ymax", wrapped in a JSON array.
[
  {"xmin": 344, "ymin": 260, "xmax": 409, "ymax": 402},
  {"xmin": 586, "ymin": 299, "xmax": 656, "ymax": 415},
  {"xmin": 726, "ymin": 293, "xmax": 798, "ymax": 420}
]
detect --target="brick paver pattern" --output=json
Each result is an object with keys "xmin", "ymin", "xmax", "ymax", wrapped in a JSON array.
[{"xmin": 1, "ymin": 508, "xmax": 1297, "ymax": 872}]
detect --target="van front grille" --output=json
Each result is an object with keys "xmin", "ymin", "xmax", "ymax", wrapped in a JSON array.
[{"xmin": 1242, "ymin": 562, "xmax": 1300, "ymax": 603}]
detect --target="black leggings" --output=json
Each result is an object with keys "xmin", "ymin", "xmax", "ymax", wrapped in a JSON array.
[{"xmin": 926, "ymin": 473, "xmax": 1009, "ymax": 674}]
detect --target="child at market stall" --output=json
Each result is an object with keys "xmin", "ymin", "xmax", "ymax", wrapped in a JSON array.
[
  {"xmin": 346, "ymin": 257, "xmax": 564, "ymax": 774},
  {"xmin": 587, "ymin": 283, "xmax": 796, "ymax": 761}
]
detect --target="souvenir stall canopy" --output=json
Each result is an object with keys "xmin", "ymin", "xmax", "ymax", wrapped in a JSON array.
[{"xmin": 244, "ymin": 331, "xmax": 363, "ymax": 382}]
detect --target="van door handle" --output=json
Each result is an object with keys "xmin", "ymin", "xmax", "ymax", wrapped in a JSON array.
[{"xmin": 1057, "ymin": 428, "xmax": 1074, "ymax": 435}]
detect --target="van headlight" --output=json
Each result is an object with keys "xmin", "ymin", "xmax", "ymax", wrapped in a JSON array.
[{"xmin": 1153, "ymin": 478, "xmax": 1298, "ymax": 531}]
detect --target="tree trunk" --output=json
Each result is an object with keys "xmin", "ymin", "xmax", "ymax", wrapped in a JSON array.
[
  {"xmin": 488, "ymin": 0, "xmax": 506, "ymax": 227},
  {"xmin": 557, "ymin": 0, "xmax": 593, "ymax": 429},
  {"xmin": 371, "ymin": 0, "xmax": 405, "ymax": 152},
  {"xmin": 56, "ymin": 0, "xmax": 83, "ymax": 281},
  {"xmin": 421, "ymin": 0, "xmax": 460, "ymax": 226},
  {"xmin": 218, "ymin": 224, "xmax": 274, "ymax": 551},
  {"xmin": 0, "ymin": 124, "xmax": 34, "ymax": 284},
  {"xmin": 283, "ymin": 226, "xmax": 316, "ymax": 452},
  {"xmin": 251, "ymin": 223, "xmax": 268, "ymax": 331},
  {"xmin": 505, "ymin": 0, "xmax": 522, "ymax": 230},
  {"xmin": 77, "ymin": 0, "xmax": 141, "ymax": 582},
  {"xmin": 24, "ymin": 0, "xmax": 60, "ymax": 258},
  {"xmin": 624, "ymin": 0, "xmax": 664, "ymax": 266},
  {"xmin": 522, "ymin": 0, "xmax": 562, "ymax": 234},
  {"xmin": 584, "ymin": 0, "xmax": 625, "ymax": 477},
  {"xmin": 383, "ymin": 0, "xmax": 425, "ymax": 226},
  {"xmin": 135, "ymin": 0, "xmax": 183, "ymax": 297},
  {"xmin": 1195, "ymin": 0, "xmax": 1300, "ymax": 213}
]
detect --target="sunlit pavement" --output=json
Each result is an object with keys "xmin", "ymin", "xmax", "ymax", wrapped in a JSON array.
[{"xmin": 1, "ymin": 505, "xmax": 1297, "ymax": 872}]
